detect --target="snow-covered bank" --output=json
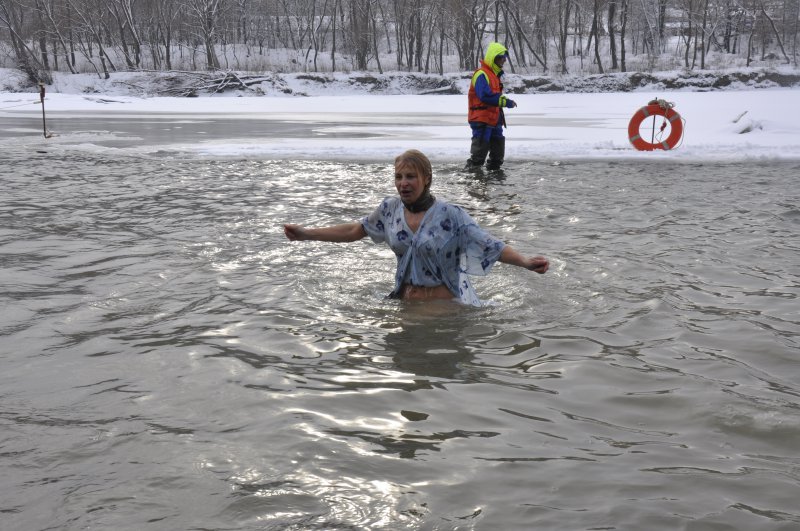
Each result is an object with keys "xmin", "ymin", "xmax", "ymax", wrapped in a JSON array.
[
  {"xmin": 1, "ymin": 68, "xmax": 798, "ymax": 162},
  {"xmin": 3, "ymin": 67, "xmax": 800, "ymax": 97}
]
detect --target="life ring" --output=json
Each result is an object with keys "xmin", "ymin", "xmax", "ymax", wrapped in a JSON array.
[{"xmin": 628, "ymin": 100, "xmax": 683, "ymax": 151}]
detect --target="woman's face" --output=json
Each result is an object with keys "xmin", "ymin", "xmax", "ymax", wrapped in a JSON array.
[{"xmin": 395, "ymin": 163, "xmax": 429, "ymax": 204}]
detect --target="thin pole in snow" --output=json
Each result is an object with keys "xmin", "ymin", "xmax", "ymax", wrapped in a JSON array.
[{"xmin": 39, "ymin": 83, "xmax": 52, "ymax": 139}]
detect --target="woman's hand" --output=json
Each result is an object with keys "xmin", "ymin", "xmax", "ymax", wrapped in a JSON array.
[
  {"xmin": 525, "ymin": 256, "xmax": 549, "ymax": 274},
  {"xmin": 284, "ymin": 224, "xmax": 308, "ymax": 241},
  {"xmin": 500, "ymin": 246, "xmax": 549, "ymax": 274}
]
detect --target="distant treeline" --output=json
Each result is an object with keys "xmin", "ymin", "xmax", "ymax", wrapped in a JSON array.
[{"xmin": 1, "ymin": 0, "xmax": 797, "ymax": 85}]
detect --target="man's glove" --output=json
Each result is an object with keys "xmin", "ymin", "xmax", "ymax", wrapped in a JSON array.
[{"xmin": 499, "ymin": 95, "xmax": 517, "ymax": 108}]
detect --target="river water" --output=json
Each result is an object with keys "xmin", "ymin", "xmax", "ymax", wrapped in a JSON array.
[{"xmin": 1, "ymin": 134, "xmax": 799, "ymax": 530}]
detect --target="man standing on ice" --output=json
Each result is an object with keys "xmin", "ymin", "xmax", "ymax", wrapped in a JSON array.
[{"xmin": 465, "ymin": 42, "xmax": 517, "ymax": 171}]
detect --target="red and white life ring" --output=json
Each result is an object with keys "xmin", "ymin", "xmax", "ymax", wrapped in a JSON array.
[{"xmin": 628, "ymin": 100, "xmax": 684, "ymax": 151}]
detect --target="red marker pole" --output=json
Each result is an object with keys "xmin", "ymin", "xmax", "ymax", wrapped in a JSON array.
[{"xmin": 39, "ymin": 82, "xmax": 48, "ymax": 138}]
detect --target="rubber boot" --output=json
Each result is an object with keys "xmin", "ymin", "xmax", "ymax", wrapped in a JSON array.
[
  {"xmin": 466, "ymin": 136, "xmax": 490, "ymax": 169},
  {"xmin": 486, "ymin": 136, "xmax": 505, "ymax": 170}
]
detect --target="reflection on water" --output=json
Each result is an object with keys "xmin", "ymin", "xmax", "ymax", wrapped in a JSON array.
[
  {"xmin": 386, "ymin": 305, "xmax": 478, "ymax": 380},
  {"xmin": 1, "ymin": 145, "xmax": 799, "ymax": 530}
]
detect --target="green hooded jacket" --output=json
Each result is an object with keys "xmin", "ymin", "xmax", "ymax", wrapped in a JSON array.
[{"xmin": 471, "ymin": 42, "xmax": 508, "ymax": 87}]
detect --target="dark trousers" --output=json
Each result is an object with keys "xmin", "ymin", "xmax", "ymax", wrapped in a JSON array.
[{"xmin": 467, "ymin": 124, "xmax": 506, "ymax": 170}]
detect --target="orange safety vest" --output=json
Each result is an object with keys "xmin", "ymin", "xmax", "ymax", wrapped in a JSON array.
[{"xmin": 468, "ymin": 61, "xmax": 502, "ymax": 125}]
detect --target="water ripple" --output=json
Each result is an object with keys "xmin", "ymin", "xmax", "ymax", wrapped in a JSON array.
[{"xmin": 2, "ymin": 150, "xmax": 799, "ymax": 529}]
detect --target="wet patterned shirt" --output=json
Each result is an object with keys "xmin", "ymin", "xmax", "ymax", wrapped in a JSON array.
[{"xmin": 361, "ymin": 197, "xmax": 505, "ymax": 306}]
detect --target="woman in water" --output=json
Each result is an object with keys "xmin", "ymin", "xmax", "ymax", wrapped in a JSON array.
[{"xmin": 283, "ymin": 149, "xmax": 548, "ymax": 305}]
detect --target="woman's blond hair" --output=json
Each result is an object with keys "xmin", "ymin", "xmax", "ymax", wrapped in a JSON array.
[{"xmin": 394, "ymin": 149, "xmax": 433, "ymax": 182}]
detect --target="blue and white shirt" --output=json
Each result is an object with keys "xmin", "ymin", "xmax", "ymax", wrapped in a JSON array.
[{"xmin": 361, "ymin": 197, "xmax": 505, "ymax": 306}]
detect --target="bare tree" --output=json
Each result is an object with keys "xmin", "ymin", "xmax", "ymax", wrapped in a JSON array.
[
  {"xmin": 34, "ymin": 0, "xmax": 77, "ymax": 73},
  {"xmin": 106, "ymin": 0, "xmax": 143, "ymax": 68},
  {"xmin": 639, "ymin": 0, "xmax": 661, "ymax": 60},
  {"xmin": 327, "ymin": 0, "xmax": 342, "ymax": 70},
  {"xmin": 699, "ymin": 0, "xmax": 709, "ymax": 68},
  {"xmin": 588, "ymin": 0, "xmax": 605, "ymax": 72},
  {"xmin": 503, "ymin": 0, "xmax": 548, "ymax": 71},
  {"xmin": 305, "ymin": 0, "xmax": 333, "ymax": 72},
  {"xmin": 2, "ymin": 0, "xmax": 799, "ymax": 76},
  {"xmin": 183, "ymin": 0, "xmax": 225, "ymax": 70},
  {"xmin": 154, "ymin": 0, "xmax": 180, "ymax": 69},
  {"xmin": 64, "ymin": 0, "xmax": 115, "ymax": 78},
  {"xmin": 345, "ymin": 0, "xmax": 370, "ymax": 69},
  {"xmin": 760, "ymin": 2, "xmax": 792, "ymax": 63},
  {"xmin": 0, "ymin": 0, "xmax": 53, "ymax": 83},
  {"xmin": 619, "ymin": 0, "xmax": 628, "ymax": 70},
  {"xmin": 391, "ymin": 0, "xmax": 411, "ymax": 68},
  {"xmin": 608, "ymin": 0, "xmax": 618, "ymax": 69},
  {"xmin": 553, "ymin": 0, "xmax": 572, "ymax": 73}
]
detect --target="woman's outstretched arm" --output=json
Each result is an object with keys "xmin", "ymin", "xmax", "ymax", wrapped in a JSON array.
[
  {"xmin": 499, "ymin": 245, "xmax": 549, "ymax": 274},
  {"xmin": 284, "ymin": 222, "xmax": 367, "ymax": 243}
]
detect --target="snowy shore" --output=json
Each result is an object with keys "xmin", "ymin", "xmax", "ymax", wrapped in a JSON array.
[{"xmin": 2, "ymin": 67, "xmax": 799, "ymax": 162}]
